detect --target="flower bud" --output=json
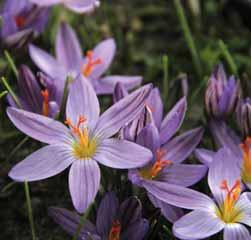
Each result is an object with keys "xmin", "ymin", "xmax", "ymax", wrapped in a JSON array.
[{"xmin": 237, "ymin": 98, "xmax": 251, "ymax": 138}]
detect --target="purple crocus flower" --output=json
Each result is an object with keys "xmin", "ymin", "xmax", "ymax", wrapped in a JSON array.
[
  {"xmin": 49, "ymin": 192, "xmax": 149, "ymax": 240},
  {"xmin": 29, "ymin": 22, "xmax": 142, "ymax": 96},
  {"xmin": 142, "ymin": 148, "xmax": 251, "ymax": 240},
  {"xmin": 0, "ymin": 0, "xmax": 49, "ymax": 47},
  {"xmin": 205, "ymin": 64, "xmax": 240, "ymax": 119},
  {"xmin": 7, "ymin": 76, "xmax": 153, "ymax": 213},
  {"xmin": 8, "ymin": 65, "xmax": 59, "ymax": 117},
  {"xmin": 29, "ymin": 0, "xmax": 100, "ymax": 14}
]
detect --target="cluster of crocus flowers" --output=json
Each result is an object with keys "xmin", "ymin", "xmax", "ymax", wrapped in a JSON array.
[
  {"xmin": 0, "ymin": 0, "xmax": 49, "ymax": 47},
  {"xmin": 29, "ymin": 22, "xmax": 142, "ymax": 96},
  {"xmin": 49, "ymin": 192, "xmax": 149, "ymax": 240},
  {"xmin": 7, "ymin": 76, "xmax": 153, "ymax": 213}
]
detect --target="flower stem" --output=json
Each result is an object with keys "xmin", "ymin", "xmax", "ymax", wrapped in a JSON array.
[
  {"xmin": 162, "ymin": 55, "xmax": 169, "ymax": 106},
  {"xmin": 173, "ymin": 0, "xmax": 202, "ymax": 78},
  {"xmin": 73, "ymin": 203, "xmax": 93, "ymax": 240},
  {"xmin": 0, "ymin": 90, "xmax": 8, "ymax": 99},
  {"xmin": 218, "ymin": 39, "xmax": 238, "ymax": 76},
  {"xmin": 4, "ymin": 50, "xmax": 18, "ymax": 78},
  {"xmin": 24, "ymin": 181, "xmax": 36, "ymax": 240}
]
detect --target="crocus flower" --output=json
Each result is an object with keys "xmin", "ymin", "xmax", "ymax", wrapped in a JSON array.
[
  {"xmin": 0, "ymin": 0, "xmax": 49, "ymax": 47},
  {"xmin": 237, "ymin": 97, "xmax": 251, "ymax": 138},
  {"xmin": 29, "ymin": 22, "xmax": 142, "ymax": 95},
  {"xmin": 49, "ymin": 192, "xmax": 149, "ymax": 240},
  {"xmin": 29, "ymin": 0, "xmax": 100, "ymax": 14},
  {"xmin": 8, "ymin": 65, "xmax": 59, "ymax": 117},
  {"xmin": 7, "ymin": 76, "xmax": 152, "ymax": 213},
  {"xmin": 205, "ymin": 64, "xmax": 240, "ymax": 119},
  {"xmin": 142, "ymin": 148, "xmax": 251, "ymax": 239}
]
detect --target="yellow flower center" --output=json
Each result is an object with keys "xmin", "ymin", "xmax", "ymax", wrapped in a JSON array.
[
  {"xmin": 216, "ymin": 179, "xmax": 242, "ymax": 223},
  {"xmin": 41, "ymin": 89, "xmax": 49, "ymax": 117},
  {"xmin": 81, "ymin": 50, "xmax": 102, "ymax": 77},
  {"xmin": 140, "ymin": 149, "xmax": 172, "ymax": 180},
  {"xmin": 240, "ymin": 137, "xmax": 251, "ymax": 183},
  {"xmin": 65, "ymin": 116, "xmax": 97, "ymax": 159},
  {"xmin": 108, "ymin": 220, "xmax": 121, "ymax": 240}
]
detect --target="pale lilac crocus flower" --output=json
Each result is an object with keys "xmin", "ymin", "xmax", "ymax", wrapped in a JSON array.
[
  {"xmin": 29, "ymin": 22, "xmax": 142, "ymax": 95},
  {"xmin": 49, "ymin": 192, "xmax": 149, "ymax": 240},
  {"xmin": 28, "ymin": 0, "xmax": 100, "ymax": 13},
  {"xmin": 143, "ymin": 148, "xmax": 251, "ymax": 239},
  {"xmin": 7, "ymin": 76, "xmax": 152, "ymax": 213}
]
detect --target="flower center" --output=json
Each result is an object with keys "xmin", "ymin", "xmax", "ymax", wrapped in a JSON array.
[
  {"xmin": 108, "ymin": 220, "xmax": 121, "ymax": 240},
  {"xmin": 14, "ymin": 15, "xmax": 25, "ymax": 28},
  {"xmin": 81, "ymin": 50, "xmax": 102, "ymax": 77},
  {"xmin": 41, "ymin": 89, "xmax": 49, "ymax": 117},
  {"xmin": 65, "ymin": 116, "xmax": 97, "ymax": 159},
  {"xmin": 240, "ymin": 137, "xmax": 251, "ymax": 183},
  {"xmin": 140, "ymin": 149, "xmax": 171, "ymax": 180},
  {"xmin": 216, "ymin": 179, "xmax": 242, "ymax": 223}
]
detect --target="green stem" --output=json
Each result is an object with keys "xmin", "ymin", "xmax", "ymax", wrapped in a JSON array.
[
  {"xmin": 162, "ymin": 55, "xmax": 169, "ymax": 105},
  {"xmin": 0, "ymin": 90, "xmax": 8, "ymax": 99},
  {"xmin": 4, "ymin": 50, "xmax": 18, "ymax": 78},
  {"xmin": 73, "ymin": 203, "xmax": 93, "ymax": 240},
  {"xmin": 24, "ymin": 181, "xmax": 36, "ymax": 240},
  {"xmin": 173, "ymin": 0, "xmax": 202, "ymax": 78},
  {"xmin": 218, "ymin": 39, "xmax": 238, "ymax": 76},
  {"xmin": 1, "ymin": 77, "xmax": 21, "ymax": 108}
]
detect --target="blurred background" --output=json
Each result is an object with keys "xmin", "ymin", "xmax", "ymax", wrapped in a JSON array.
[{"xmin": 1, "ymin": 0, "xmax": 251, "ymax": 239}]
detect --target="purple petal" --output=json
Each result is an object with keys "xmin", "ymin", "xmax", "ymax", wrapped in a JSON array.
[
  {"xmin": 69, "ymin": 159, "xmax": 100, "ymax": 213},
  {"xmin": 2, "ymin": 0, "xmax": 29, "ymax": 14},
  {"xmin": 93, "ymin": 84, "xmax": 152, "ymax": 139},
  {"xmin": 94, "ymin": 138, "xmax": 152, "ymax": 169},
  {"xmin": 48, "ymin": 207, "xmax": 97, "ymax": 237},
  {"xmin": 28, "ymin": 0, "xmax": 62, "ymax": 6},
  {"xmin": 29, "ymin": 44, "xmax": 66, "ymax": 79},
  {"xmin": 9, "ymin": 144, "xmax": 74, "ymax": 181},
  {"xmin": 94, "ymin": 75, "xmax": 142, "ymax": 95},
  {"xmin": 1, "ymin": 13, "xmax": 18, "ymax": 37},
  {"xmin": 7, "ymin": 107, "xmax": 70, "ymax": 144},
  {"xmin": 146, "ymin": 88, "xmax": 163, "ymax": 129},
  {"xmin": 96, "ymin": 192, "xmax": 119, "ymax": 236},
  {"xmin": 113, "ymin": 82, "xmax": 128, "ymax": 103},
  {"xmin": 162, "ymin": 127, "xmax": 204, "ymax": 163},
  {"xmin": 224, "ymin": 224, "xmax": 251, "ymax": 240},
  {"xmin": 66, "ymin": 75, "xmax": 100, "ymax": 130},
  {"xmin": 157, "ymin": 164, "xmax": 207, "ymax": 187},
  {"xmin": 160, "ymin": 97, "xmax": 187, "ymax": 144},
  {"xmin": 142, "ymin": 180, "xmax": 215, "ymax": 210},
  {"xmin": 235, "ymin": 192, "xmax": 251, "ymax": 227},
  {"xmin": 194, "ymin": 148, "xmax": 215, "ymax": 167},
  {"xmin": 173, "ymin": 210, "xmax": 224, "ymax": 240},
  {"xmin": 89, "ymin": 38, "xmax": 116, "ymax": 79},
  {"xmin": 208, "ymin": 147, "xmax": 241, "ymax": 205},
  {"xmin": 136, "ymin": 124, "xmax": 160, "ymax": 154},
  {"xmin": 64, "ymin": 0, "xmax": 98, "ymax": 13},
  {"xmin": 56, "ymin": 22, "xmax": 82, "ymax": 71},
  {"xmin": 148, "ymin": 193, "xmax": 183, "ymax": 223}
]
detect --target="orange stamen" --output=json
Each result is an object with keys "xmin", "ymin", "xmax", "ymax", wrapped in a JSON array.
[
  {"xmin": 41, "ymin": 89, "xmax": 49, "ymax": 117},
  {"xmin": 81, "ymin": 50, "xmax": 102, "ymax": 77},
  {"xmin": 108, "ymin": 220, "xmax": 121, "ymax": 240},
  {"xmin": 14, "ymin": 16, "xmax": 25, "ymax": 28}
]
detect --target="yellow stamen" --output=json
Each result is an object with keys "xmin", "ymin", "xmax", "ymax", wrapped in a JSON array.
[
  {"xmin": 140, "ymin": 149, "xmax": 172, "ymax": 180},
  {"xmin": 81, "ymin": 50, "xmax": 102, "ymax": 77},
  {"xmin": 108, "ymin": 220, "xmax": 121, "ymax": 240},
  {"xmin": 41, "ymin": 89, "xmax": 49, "ymax": 117},
  {"xmin": 240, "ymin": 137, "xmax": 251, "ymax": 183}
]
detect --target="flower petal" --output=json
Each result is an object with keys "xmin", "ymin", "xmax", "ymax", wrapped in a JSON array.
[
  {"xmin": 235, "ymin": 192, "xmax": 251, "ymax": 227},
  {"xmin": 194, "ymin": 148, "xmax": 215, "ymax": 167},
  {"xmin": 89, "ymin": 38, "xmax": 116, "ymax": 79},
  {"xmin": 148, "ymin": 193, "xmax": 183, "ymax": 223},
  {"xmin": 96, "ymin": 192, "xmax": 119, "ymax": 236},
  {"xmin": 56, "ymin": 22, "xmax": 82, "ymax": 71},
  {"xmin": 64, "ymin": 0, "xmax": 98, "ymax": 14},
  {"xmin": 113, "ymin": 82, "xmax": 128, "ymax": 103},
  {"xmin": 94, "ymin": 138, "xmax": 152, "ymax": 169},
  {"xmin": 66, "ymin": 75, "xmax": 100, "ymax": 130},
  {"xmin": 9, "ymin": 144, "xmax": 74, "ymax": 182},
  {"xmin": 28, "ymin": 0, "xmax": 62, "ymax": 6},
  {"xmin": 7, "ymin": 107, "xmax": 70, "ymax": 144},
  {"xmin": 157, "ymin": 164, "xmax": 207, "ymax": 187},
  {"xmin": 173, "ymin": 210, "xmax": 224, "ymax": 240},
  {"xmin": 29, "ymin": 44, "xmax": 66, "ymax": 79},
  {"xmin": 208, "ymin": 147, "xmax": 241, "ymax": 205},
  {"xmin": 94, "ymin": 75, "xmax": 142, "ymax": 95},
  {"xmin": 93, "ymin": 84, "xmax": 152, "ymax": 139},
  {"xmin": 224, "ymin": 224, "xmax": 251, "ymax": 240},
  {"xmin": 142, "ymin": 180, "xmax": 215, "ymax": 210},
  {"xmin": 160, "ymin": 97, "xmax": 187, "ymax": 144},
  {"xmin": 162, "ymin": 127, "xmax": 204, "ymax": 163},
  {"xmin": 69, "ymin": 159, "xmax": 100, "ymax": 213}
]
